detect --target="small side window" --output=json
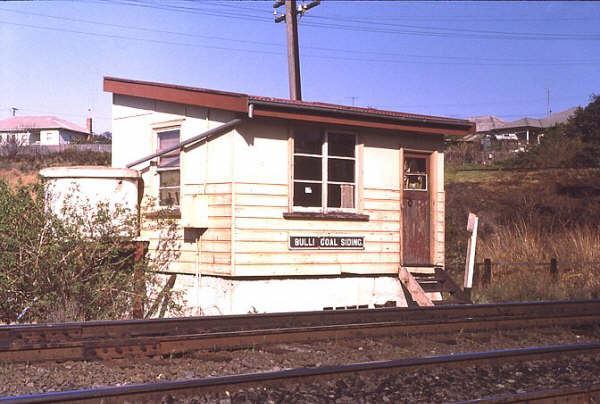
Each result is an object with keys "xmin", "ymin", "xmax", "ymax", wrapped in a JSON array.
[{"xmin": 157, "ymin": 129, "xmax": 180, "ymax": 206}]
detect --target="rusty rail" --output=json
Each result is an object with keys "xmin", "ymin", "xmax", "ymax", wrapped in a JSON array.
[
  {"xmin": 457, "ymin": 384, "xmax": 600, "ymax": 403},
  {"xmin": 0, "ymin": 300, "xmax": 599, "ymax": 362},
  {"xmin": 2, "ymin": 343, "xmax": 600, "ymax": 403}
]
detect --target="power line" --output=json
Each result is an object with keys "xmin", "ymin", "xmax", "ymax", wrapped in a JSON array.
[
  {"xmin": 2, "ymin": 18, "xmax": 599, "ymax": 67},
  {"xmin": 90, "ymin": 0, "xmax": 600, "ymax": 41},
  {"xmin": 4, "ymin": 6, "xmax": 599, "ymax": 64}
]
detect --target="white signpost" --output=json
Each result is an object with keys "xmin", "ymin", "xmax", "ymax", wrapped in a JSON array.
[{"xmin": 463, "ymin": 212, "xmax": 479, "ymax": 301}]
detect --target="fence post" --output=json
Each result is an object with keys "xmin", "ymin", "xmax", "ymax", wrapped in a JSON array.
[
  {"xmin": 550, "ymin": 258, "xmax": 558, "ymax": 281},
  {"xmin": 483, "ymin": 258, "xmax": 492, "ymax": 286}
]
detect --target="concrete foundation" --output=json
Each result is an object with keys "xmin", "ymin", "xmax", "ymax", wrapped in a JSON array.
[{"xmin": 159, "ymin": 274, "xmax": 408, "ymax": 316}]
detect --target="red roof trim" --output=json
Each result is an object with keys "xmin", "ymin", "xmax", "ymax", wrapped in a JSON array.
[
  {"xmin": 104, "ymin": 77, "xmax": 248, "ymax": 113},
  {"xmin": 103, "ymin": 77, "xmax": 475, "ymax": 136}
]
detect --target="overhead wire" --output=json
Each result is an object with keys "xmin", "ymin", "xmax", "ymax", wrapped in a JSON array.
[
  {"xmin": 94, "ymin": 0, "xmax": 600, "ymax": 41},
  {"xmin": 1, "ymin": 9, "xmax": 599, "ymax": 66}
]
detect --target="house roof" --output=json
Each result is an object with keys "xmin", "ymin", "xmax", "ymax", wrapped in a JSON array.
[
  {"xmin": 467, "ymin": 115, "xmax": 506, "ymax": 133},
  {"xmin": 0, "ymin": 116, "xmax": 89, "ymax": 135},
  {"xmin": 104, "ymin": 76, "xmax": 475, "ymax": 137},
  {"xmin": 493, "ymin": 107, "xmax": 578, "ymax": 131}
]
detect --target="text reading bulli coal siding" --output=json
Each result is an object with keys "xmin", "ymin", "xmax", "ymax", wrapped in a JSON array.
[{"xmin": 289, "ymin": 236, "xmax": 365, "ymax": 250}]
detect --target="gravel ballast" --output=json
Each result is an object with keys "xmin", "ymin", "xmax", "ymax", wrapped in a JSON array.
[{"xmin": 1, "ymin": 325, "xmax": 598, "ymax": 402}]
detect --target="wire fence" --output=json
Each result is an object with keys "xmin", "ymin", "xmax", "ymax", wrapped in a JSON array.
[{"xmin": 474, "ymin": 258, "xmax": 600, "ymax": 286}]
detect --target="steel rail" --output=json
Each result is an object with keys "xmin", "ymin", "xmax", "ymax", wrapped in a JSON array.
[
  {"xmin": 2, "ymin": 343, "xmax": 600, "ymax": 403},
  {"xmin": 457, "ymin": 384, "xmax": 600, "ymax": 403},
  {"xmin": 1, "ymin": 311, "xmax": 598, "ymax": 362},
  {"xmin": 0, "ymin": 300, "xmax": 599, "ymax": 362}
]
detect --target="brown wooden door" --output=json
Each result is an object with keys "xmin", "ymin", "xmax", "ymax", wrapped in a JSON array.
[{"xmin": 402, "ymin": 155, "xmax": 430, "ymax": 265}]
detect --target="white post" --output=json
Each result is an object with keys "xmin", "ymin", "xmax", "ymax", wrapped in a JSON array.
[{"xmin": 463, "ymin": 213, "xmax": 479, "ymax": 301}]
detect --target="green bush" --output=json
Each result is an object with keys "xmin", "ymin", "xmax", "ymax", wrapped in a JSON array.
[{"xmin": 0, "ymin": 179, "xmax": 181, "ymax": 323}]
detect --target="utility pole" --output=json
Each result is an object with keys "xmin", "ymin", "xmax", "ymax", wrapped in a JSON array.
[
  {"xmin": 274, "ymin": 0, "xmax": 320, "ymax": 101},
  {"xmin": 10, "ymin": 107, "xmax": 18, "ymax": 116},
  {"xmin": 546, "ymin": 88, "xmax": 551, "ymax": 116}
]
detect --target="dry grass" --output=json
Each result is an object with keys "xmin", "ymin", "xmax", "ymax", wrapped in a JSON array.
[
  {"xmin": 0, "ymin": 169, "xmax": 38, "ymax": 188},
  {"xmin": 475, "ymin": 222, "xmax": 600, "ymax": 302}
]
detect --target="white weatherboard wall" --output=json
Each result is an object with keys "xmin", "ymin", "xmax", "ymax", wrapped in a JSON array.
[{"xmin": 111, "ymin": 95, "xmax": 447, "ymax": 315}]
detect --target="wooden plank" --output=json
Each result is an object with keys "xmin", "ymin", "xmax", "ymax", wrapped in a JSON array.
[
  {"xmin": 164, "ymin": 262, "xmax": 232, "ymax": 276},
  {"xmin": 398, "ymin": 266, "xmax": 434, "ymax": 306},
  {"xmin": 198, "ymin": 240, "xmax": 232, "ymax": 253},
  {"xmin": 363, "ymin": 188, "xmax": 401, "ymax": 200},
  {"xmin": 235, "ymin": 217, "xmax": 400, "ymax": 232},
  {"xmin": 234, "ymin": 229, "xmax": 400, "ymax": 242},
  {"xmin": 363, "ymin": 199, "xmax": 401, "ymax": 211},
  {"xmin": 205, "ymin": 183, "xmax": 233, "ymax": 194},
  {"xmin": 233, "ymin": 263, "xmax": 401, "ymax": 277},
  {"xmin": 235, "ymin": 194, "xmax": 288, "ymax": 207},
  {"xmin": 235, "ymin": 206, "xmax": 286, "ymax": 219},
  {"xmin": 208, "ymin": 205, "xmax": 233, "ymax": 216},
  {"xmin": 206, "ymin": 194, "xmax": 232, "ymax": 205},
  {"xmin": 235, "ymin": 252, "xmax": 399, "ymax": 265},
  {"xmin": 235, "ymin": 183, "xmax": 287, "ymax": 196}
]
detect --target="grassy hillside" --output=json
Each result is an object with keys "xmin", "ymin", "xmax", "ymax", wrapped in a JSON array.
[
  {"xmin": 0, "ymin": 150, "xmax": 110, "ymax": 187},
  {"xmin": 445, "ymin": 165, "xmax": 600, "ymax": 302}
]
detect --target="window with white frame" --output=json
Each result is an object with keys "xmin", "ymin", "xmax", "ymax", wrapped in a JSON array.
[
  {"xmin": 293, "ymin": 129, "xmax": 356, "ymax": 210},
  {"xmin": 157, "ymin": 129, "xmax": 180, "ymax": 206}
]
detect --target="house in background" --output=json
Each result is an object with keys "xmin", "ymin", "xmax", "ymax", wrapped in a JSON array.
[
  {"xmin": 467, "ymin": 107, "xmax": 577, "ymax": 151},
  {"xmin": 0, "ymin": 116, "xmax": 92, "ymax": 146}
]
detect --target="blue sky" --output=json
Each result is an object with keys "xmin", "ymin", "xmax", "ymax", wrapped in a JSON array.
[{"xmin": 1, "ymin": 0, "xmax": 599, "ymax": 133}]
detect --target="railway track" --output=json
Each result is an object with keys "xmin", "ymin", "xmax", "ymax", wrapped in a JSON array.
[
  {"xmin": 459, "ymin": 384, "xmax": 600, "ymax": 403},
  {"xmin": 2, "ymin": 343, "xmax": 599, "ymax": 403},
  {"xmin": 1, "ymin": 300, "xmax": 599, "ymax": 362}
]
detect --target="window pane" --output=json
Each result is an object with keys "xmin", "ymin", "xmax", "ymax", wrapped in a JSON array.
[
  {"xmin": 158, "ymin": 130, "xmax": 180, "ymax": 151},
  {"xmin": 328, "ymin": 132, "xmax": 355, "ymax": 157},
  {"xmin": 159, "ymin": 153, "xmax": 180, "ymax": 168},
  {"xmin": 328, "ymin": 184, "xmax": 355, "ymax": 208},
  {"xmin": 160, "ymin": 188, "xmax": 180, "ymax": 206},
  {"xmin": 405, "ymin": 157, "xmax": 426, "ymax": 174},
  {"xmin": 404, "ymin": 174, "xmax": 427, "ymax": 190},
  {"xmin": 294, "ymin": 156, "xmax": 322, "ymax": 181},
  {"xmin": 328, "ymin": 158, "xmax": 354, "ymax": 183},
  {"xmin": 294, "ymin": 182, "xmax": 322, "ymax": 207},
  {"xmin": 160, "ymin": 170, "xmax": 180, "ymax": 187},
  {"xmin": 158, "ymin": 130, "xmax": 180, "ymax": 168},
  {"xmin": 294, "ymin": 129, "xmax": 322, "ymax": 155}
]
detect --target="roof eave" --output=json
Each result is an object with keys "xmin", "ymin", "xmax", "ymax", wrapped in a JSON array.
[{"xmin": 249, "ymin": 99, "xmax": 475, "ymax": 136}]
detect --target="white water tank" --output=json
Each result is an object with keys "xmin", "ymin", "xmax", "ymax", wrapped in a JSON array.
[{"xmin": 39, "ymin": 166, "xmax": 141, "ymax": 233}]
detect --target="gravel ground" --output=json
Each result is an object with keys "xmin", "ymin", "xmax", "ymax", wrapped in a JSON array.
[{"xmin": 1, "ymin": 325, "xmax": 599, "ymax": 401}]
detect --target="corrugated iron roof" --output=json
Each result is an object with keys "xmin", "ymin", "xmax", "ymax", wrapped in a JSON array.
[
  {"xmin": 0, "ymin": 116, "xmax": 88, "ymax": 134},
  {"xmin": 497, "ymin": 107, "xmax": 577, "ymax": 131},
  {"xmin": 467, "ymin": 115, "xmax": 506, "ymax": 132},
  {"xmin": 248, "ymin": 95, "xmax": 471, "ymax": 126}
]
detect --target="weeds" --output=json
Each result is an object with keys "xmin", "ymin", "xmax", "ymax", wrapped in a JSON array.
[{"xmin": 0, "ymin": 179, "xmax": 182, "ymax": 323}]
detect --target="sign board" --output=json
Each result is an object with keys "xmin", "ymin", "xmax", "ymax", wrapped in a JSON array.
[
  {"xmin": 289, "ymin": 236, "xmax": 365, "ymax": 250},
  {"xmin": 467, "ymin": 212, "xmax": 477, "ymax": 233}
]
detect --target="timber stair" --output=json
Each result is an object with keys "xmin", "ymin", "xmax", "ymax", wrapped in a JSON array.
[{"xmin": 405, "ymin": 267, "xmax": 471, "ymax": 306}]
